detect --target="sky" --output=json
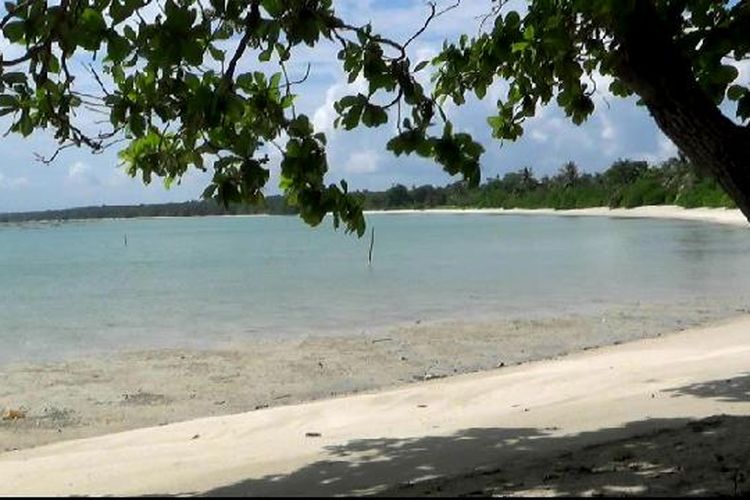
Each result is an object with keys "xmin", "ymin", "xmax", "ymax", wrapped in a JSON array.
[{"xmin": 0, "ymin": 0, "xmax": 696, "ymax": 212}]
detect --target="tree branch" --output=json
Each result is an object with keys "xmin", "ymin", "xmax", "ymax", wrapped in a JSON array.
[
  {"xmin": 223, "ymin": 0, "xmax": 260, "ymax": 85},
  {"xmin": 403, "ymin": 1, "xmax": 461, "ymax": 50}
]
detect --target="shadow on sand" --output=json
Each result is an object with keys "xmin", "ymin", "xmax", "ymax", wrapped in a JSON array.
[
  {"xmin": 182, "ymin": 373, "xmax": 750, "ymax": 497},
  {"xmin": 665, "ymin": 372, "xmax": 750, "ymax": 403}
]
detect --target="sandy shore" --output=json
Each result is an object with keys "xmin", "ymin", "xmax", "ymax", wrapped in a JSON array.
[
  {"xmin": 367, "ymin": 205, "xmax": 748, "ymax": 228},
  {"xmin": 1, "ymin": 299, "xmax": 743, "ymax": 453},
  {"xmin": 1, "ymin": 315, "xmax": 748, "ymax": 496}
]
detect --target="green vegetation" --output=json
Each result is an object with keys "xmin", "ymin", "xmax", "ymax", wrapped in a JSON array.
[
  {"xmin": 0, "ymin": 1, "xmax": 748, "ymax": 232},
  {"xmin": 365, "ymin": 157, "xmax": 733, "ymax": 211},
  {"xmin": 0, "ymin": 197, "xmax": 294, "ymax": 223},
  {"xmin": 0, "ymin": 156, "xmax": 732, "ymax": 223}
]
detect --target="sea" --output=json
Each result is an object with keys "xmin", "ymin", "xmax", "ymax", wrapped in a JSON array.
[{"xmin": 2, "ymin": 212, "xmax": 750, "ymax": 364}]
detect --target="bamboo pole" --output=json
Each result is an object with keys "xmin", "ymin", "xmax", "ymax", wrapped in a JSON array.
[{"xmin": 368, "ymin": 227, "xmax": 375, "ymax": 266}]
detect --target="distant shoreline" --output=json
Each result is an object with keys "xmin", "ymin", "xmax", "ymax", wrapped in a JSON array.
[
  {"xmin": 2, "ymin": 205, "xmax": 747, "ymax": 228},
  {"xmin": 0, "ymin": 212, "xmax": 273, "ymax": 225},
  {"xmin": 365, "ymin": 205, "xmax": 748, "ymax": 228}
]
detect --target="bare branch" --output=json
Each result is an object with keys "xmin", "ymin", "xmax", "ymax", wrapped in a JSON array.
[
  {"xmin": 0, "ymin": 44, "xmax": 44, "ymax": 66},
  {"xmin": 278, "ymin": 62, "xmax": 311, "ymax": 90},
  {"xmin": 383, "ymin": 88, "xmax": 404, "ymax": 110},
  {"xmin": 478, "ymin": 0, "xmax": 507, "ymax": 34},
  {"xmin": 33, "ymin": 143, "xmax": 75, "ymax": 164},
  {"xmin": 87, "ymin": 64, "xmax": 112, "ymax": 97},
  {"xmin": 403, "ymin": 1, "xmax": 461, "ymax": 50}
]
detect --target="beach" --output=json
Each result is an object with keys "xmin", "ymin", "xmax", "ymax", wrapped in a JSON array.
[
  {"xmin": 368, "ymin": 205, "xmax": 749, "ymax": 228},
  {"xmin": 1, "ymin": 299, "xmax": 746, "ymax": 453},
  {"xmin": 1, "ymin": 314, "xmax": 749, "ymax": 496},
  {"xmin": 0, "ymin": 206, "xmax": 748, "ymax": 495}
]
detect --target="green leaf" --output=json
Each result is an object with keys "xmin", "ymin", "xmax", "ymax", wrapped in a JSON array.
[
  {"xmin": 208, "ymin": 45, "xmax": 225, "ymax": 62},
  {"xmin": 361, "ymin": 104, "xmax": 387, "ymax": 127},
  {"xmin": 3, "ymin": 20, "xmax": 24, "ymax": 43},
  {"xmin": 487, "ymin": 115, "xmax": 504, "ymax": 131},
  {"xmin": 2, "ymin": 72, "xmax": 26, "ymax": 85},
  {"xmin": 262, "ymin": 0, "xmax": 284, "ymax": 17},
  {"xmin": 107, "ymin": 33, "xmax": 131, "ymax": 62},
  {"xmin": 17, "ymin": 113, "xmax": 32, "ymax": 136},
  {"xmin": 123, "ymin": 25, "xmax": 137, "ymax": 40},
  {"xmin": 414, "ymin": 60, "xmax": 429, "ymax": 72},
  {"xmin": 269, "ymin": 72, "xmax": 282, "ymax": 89},
  {"xmin": 182, "ymin": 41, "xmax": 204, "ymax": 66},
  {"xmin": 713, "ymin": 64, "xmax": 739, "ymax": 85},
  {"xmin": 80, "ymin": 8, "xmax": 107, "ymax": 35},
  {"xmin": 727, "ymin": 84, "xmax": 746, "ymax": 101},
  {"xmin": 210, "ymin": 0, "xmax": 225, "ymax": 14},
  {"xmin": 129, "ymin": 112, "xmax": 146, "ymax": 137},
  {"xmin": 259, "ymin": 47, "xmax": 272, "ymax": 62},
  {"xmin": 0, "ymin": 94, "xmax": 19, "ymax": 108},
  {"xmin": 504, "ymin": 11, "xmax": 521, "ymax": 28},
  {"xmin": 77, "ymin": 8, "xmax": 108, "ymax": 50},
  {"xmin": 281, "ymin": 94, "xmax": 296, "ymax": 109}
]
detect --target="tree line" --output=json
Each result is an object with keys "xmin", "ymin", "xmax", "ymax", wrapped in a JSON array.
[
  {"xmin": 366, "ymin": 156, "xmax": 733, "ymax": 211},
  {"xmin": 0, "ymin": 156, "xmax": 733, "ymax": 224}
]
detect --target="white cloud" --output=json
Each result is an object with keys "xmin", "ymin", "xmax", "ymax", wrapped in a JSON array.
[
  {"xmin": 598, "ymin": 113, "xmax": 619, "ymax": 156},
  {"xmin": 66, "ymin": 161, "xmax": 100, "ymax": 186},
  {"xmin": 0, "ymin": 172, "xmax": 29, "ymax": 189},
  {"xmin": 344, "ymin": 150, "xmax": 380, "ymax": 174},
  {"xmin": 655, "ymin": 134, "xmax": 678, "ymax": 159},
  {"xmin": 68, "ymin": 161, "xmax": 90, "ymax": 178},
  {"xmin": 637, "ymin": 133, "xmax": 679, "ymax": 164},
  {"xmin": 590, "ymin": 71, "xmax": 615, "ymax": 106},
  {"xmin": 66, "ymin": 161, "xmax": 129, "ymax": 188},
  {"xmin": 530, "ymin": 129, "xmax": 549, "ymax": 143},
  {"xmin": 600, "ymin": 116, "xmax": 615, "ymax": 141}
]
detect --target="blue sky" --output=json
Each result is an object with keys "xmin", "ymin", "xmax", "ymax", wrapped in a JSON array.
[{"xmin": 0, "ymin": 0, "xmax": 696, "ymax": 212}]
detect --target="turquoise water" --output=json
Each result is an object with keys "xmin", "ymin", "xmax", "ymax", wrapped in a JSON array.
[{"xmin": 1, "ymin": 213, "xmax": 750, "ymax": 364}]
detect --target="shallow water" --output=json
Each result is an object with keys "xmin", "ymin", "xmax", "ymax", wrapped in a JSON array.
[{"xmin": 1, "ymin": 213, "xmax": 749, "ymax": 364}]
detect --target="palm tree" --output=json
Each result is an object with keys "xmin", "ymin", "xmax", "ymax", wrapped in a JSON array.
[
  {"xmin": 520, "ymin": 166, "xmax": 537, "ymax": 191},
  {"xmin": 558, "ymin": 161, "xmax": 580, "ymax": 189}
]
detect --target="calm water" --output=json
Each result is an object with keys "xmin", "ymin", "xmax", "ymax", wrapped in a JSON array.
[{"xmin": 1, "ymin": 213, "xmax": 750, "ymax": 364}]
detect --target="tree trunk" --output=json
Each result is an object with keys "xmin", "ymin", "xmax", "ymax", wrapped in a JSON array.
[{"xmin": 607, "ymin": 0, "xmax": 750, "ymax": 222}]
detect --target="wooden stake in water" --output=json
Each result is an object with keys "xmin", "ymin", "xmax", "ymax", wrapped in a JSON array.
[
  {"xmin": 368, "ymin": 227, "xmax": 375, "ymax": 266},
  {"xmin": 124, "ymin": 234, "xmax": 128, "ymax": 247}
]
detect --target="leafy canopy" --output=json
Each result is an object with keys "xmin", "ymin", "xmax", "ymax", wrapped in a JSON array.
[{"xmin": 0, "ymin": 0, "xmax": 747, "ymax": 234}]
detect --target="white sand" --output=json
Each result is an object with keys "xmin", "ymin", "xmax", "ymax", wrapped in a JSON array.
[
  {"xmin": 2, "ymin": 315, "xmax": 749, "ymax": 496},
  {"xmin": 367, "ymin": 205, "xmax": 748, "ymax": 228}
]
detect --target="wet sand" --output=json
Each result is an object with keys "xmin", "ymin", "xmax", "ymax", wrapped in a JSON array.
[{"xmin": 1, "ymin": 299, "xmax": 746, "ymax": 452}]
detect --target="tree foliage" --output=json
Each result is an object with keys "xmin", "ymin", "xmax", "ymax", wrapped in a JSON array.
[{"xmin": 0, "ymin": 0, "xmax": 748, "ymax": 232}]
